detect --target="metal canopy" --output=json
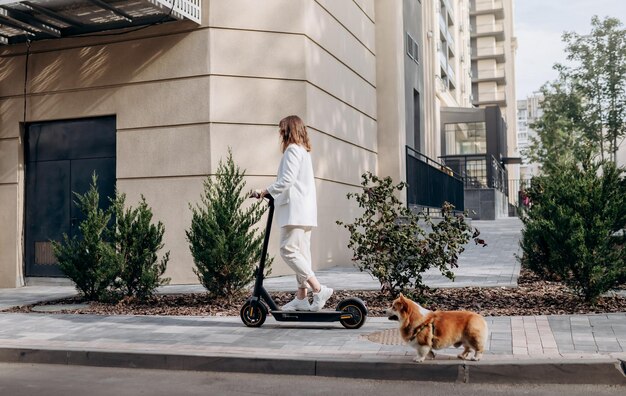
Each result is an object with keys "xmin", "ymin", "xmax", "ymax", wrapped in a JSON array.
[{"xmin": 0, "ymin": 0, "xmax": 200, "ymax": 44}]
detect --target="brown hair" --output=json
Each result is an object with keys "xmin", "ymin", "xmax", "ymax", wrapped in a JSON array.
[{"xmin": 278, "ymin": 115, "xmax": 311, "ymax": 153}]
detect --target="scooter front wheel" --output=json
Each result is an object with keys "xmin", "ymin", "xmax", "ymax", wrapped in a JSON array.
[
  {"xmin": 337, "ymin": 298, "xmax": 367, "ymax": 329},
  {"xmin": 240, "ymin": 301, "xmax": 267, "ymax": 327}
]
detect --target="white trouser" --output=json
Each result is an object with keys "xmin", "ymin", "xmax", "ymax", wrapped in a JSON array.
[{"xmin": 279, "ymin": 226, "xmax": 315, "ymax": 289}]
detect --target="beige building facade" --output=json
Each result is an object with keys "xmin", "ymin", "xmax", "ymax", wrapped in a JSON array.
[
  {"xmin": 516, "ymin": 93, "xmax": 543, "ymax": 179},
  {"xmin": 0, "ymin": 0, "xmax": 385, "ymax": 287},
  {"xmin": 469, "ymin": 0, "xmax": 519, "ymax": 181},
  {"xmin": 422, "ymin": 0, "xmax": 474, "ymax": 160},
  {"xmin": 2, "ymin": 0, "xmax": 465, "ymax": 288}
]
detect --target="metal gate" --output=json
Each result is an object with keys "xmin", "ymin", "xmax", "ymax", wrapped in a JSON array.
[{"xmin": 24, "ymin": 117, "xmax": 116, "ymax": 277}]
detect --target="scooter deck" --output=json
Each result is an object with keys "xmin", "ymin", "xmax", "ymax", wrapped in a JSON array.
[{"xmin": 271, "ymin": 310, "xmax": 354, "ymax": 322}]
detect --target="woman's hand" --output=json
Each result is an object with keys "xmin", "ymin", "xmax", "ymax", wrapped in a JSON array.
[{"xmin": 250, "ymin": 189, "xmax": 268, "ymax": 199}]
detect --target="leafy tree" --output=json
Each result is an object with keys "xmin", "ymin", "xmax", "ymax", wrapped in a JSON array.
[
  {"xmin": 186, "ymin": 149, "xmax": 271, "ymax": 299},
  {"xmin": 52, "ymin": 173, "xmax": 119, "ymax": 301},
  {"xmin": 530, "ymin": 16, "xmax": 626, "ymax": 166},
  {"xmin": 527, "ymin": 76, "xmax": 588, "ymax": 173},
  {"xmin": 110, "ymin": 193, "xmax": 171, "ymax": 300},
  {"xmin": 337, "ymin": 172, "xmax": 474, "ymax": 298}
]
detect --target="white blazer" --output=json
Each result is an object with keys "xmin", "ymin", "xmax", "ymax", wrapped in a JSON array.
[{"xmin": 267, "ymin": 144, "xmax": 317, "ymax": 228}]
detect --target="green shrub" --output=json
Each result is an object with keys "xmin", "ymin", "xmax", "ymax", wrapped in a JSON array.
[
  {"xmin": 186, "ymin": 149, "xmax": 271, "ymax": 299},
  {"xmin": 337, "ymin": 172, "xmax": 474, "ymax": 298},
  {"xmin": 111, "ymin": 193, "xmax": 171, "ymax": 300},
  {"xmin": 52, "ymin": 174, "xmax": 119, "ymax": 301},
  {"xmin": 520, "ymin": 162, "xmax": 626, "ymax": 301}
]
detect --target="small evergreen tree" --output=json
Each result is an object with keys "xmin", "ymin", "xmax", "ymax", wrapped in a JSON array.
[
  {"xmin": 111, "ymin": 193, "xmax": 171, "ymax": 300},
  {"xmin": 520, "ymin": 162, "xmax": 626, "ymax": 302},
  {"xmin": 186, "ymin": 149, "xmax": 271, "ymax": 298},
  {"xmin": 52, "ymin": 173, "xmax": 119, "ymax": 301},
  {"xmin": 337, "ymin": 172, "xmax": 474, "ymax": 298}
]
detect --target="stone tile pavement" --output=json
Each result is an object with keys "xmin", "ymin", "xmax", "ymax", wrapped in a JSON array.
[
  {"xmin": 0, "ymin": 216, "xmax": 624, "ymax": 383},
  {"xmin": 0, "ymin": 285, "xmax": 76, "ymax": 311},
  {"xmin": 0, "ymin": 314, "xmax": 623, "ymax": 363},
  {"xmin": 0, "ymin": 312, "xmax": 624, "ymax": 384},
  {"xmin": 264, "ymin": 217, "xmax": 524, "ymax": 291}
]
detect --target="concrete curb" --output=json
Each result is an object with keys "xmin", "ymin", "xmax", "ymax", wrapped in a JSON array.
[{"xmin": 0, "ymin": 347, "xmax": 624, "ymax": 385}]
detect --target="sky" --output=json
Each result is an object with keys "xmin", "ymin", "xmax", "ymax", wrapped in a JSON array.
[{"xmin": 514, "ymin": 0, "xmax": 626, "ymax": 100}]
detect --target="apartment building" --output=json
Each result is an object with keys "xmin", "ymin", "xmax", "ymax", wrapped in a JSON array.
[
  {"xmin": 419, "ymin": 0, "xmax": 515, "ymax": 219},
  {"xmin": 422, "ymin": 0, "xmax": 473, "ymax": 160},
  {"xmin": 469, "ymin": 0, "xmax": 519, "ymax": 184},
  {"xmin": 516, "ymin": 93, "xmax": 543, "ymax": 179},
  {"xmin": 1, "ymin": 0, "xmax": 463, "ymax": 288}
]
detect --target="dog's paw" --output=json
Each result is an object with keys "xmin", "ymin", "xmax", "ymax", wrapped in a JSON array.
[
  {"xmin": 457, "ymin": 354, "xmax": 468, "ymax": 360},
  {"xmin": 413, "ymin": 356, "xmax": 426, "ymax": 363}
]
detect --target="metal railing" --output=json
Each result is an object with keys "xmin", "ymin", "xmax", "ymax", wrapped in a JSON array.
[
  {"xmin": 406, "ymin": 146, "xmax": 465, "ymax": 211},
  {"xmin": 439, "ymin": 154, "xmax": 509, "ymax": 196},
  {"xmin": 508, "ymin": 178, "xmax": 533, "ymax": 206}
]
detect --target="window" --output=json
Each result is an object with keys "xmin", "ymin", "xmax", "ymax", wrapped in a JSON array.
[
  {"xmin": 444, "ymin": 122, "xmax": 487, "ymax": 155},
  {"xmin": 406, "ymin": 33, "xmax": 419, "ymax": 64}
]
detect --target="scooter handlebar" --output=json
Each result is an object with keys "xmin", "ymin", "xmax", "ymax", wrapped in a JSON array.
[{"xmin": 250, "ymin": 191, "xmax": 274, "ymax": 203}]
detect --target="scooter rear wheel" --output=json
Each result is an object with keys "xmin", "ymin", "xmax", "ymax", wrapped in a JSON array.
[
  {"xmin": 240, "ymin": 301, "xmax": 267, "ymax": 327},
  {"xmin": 337, "ymin": 298, "xmax": 367, "ymax": 329}
]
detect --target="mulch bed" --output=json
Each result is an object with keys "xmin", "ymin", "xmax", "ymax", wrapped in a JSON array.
[{"xmin": 5, "ymin": 269, "xmax": 625, "ymax": 317}]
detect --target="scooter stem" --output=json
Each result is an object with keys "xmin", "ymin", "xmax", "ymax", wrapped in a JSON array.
[{"xmin": 253, "ymin": 194, "xmax": 274, "ymax": 297}]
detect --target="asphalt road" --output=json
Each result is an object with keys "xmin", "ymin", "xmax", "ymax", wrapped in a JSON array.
[{"xmin": 0, "ymin": 363, "xmax": 623, "ymax": 396}]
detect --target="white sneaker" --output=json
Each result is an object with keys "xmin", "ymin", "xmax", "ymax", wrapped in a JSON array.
[
  {"xmin": 282, "ymin": 297, "xmax": 311, "ymax": 311},
  {"xmin": 310, "ymin": 286, "xmax": 333, "ymax": 311}
]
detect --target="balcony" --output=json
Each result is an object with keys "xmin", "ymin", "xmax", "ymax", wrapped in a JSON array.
[
  {"xmin": 473, "ymin": 68, "xmax": 506, "ymax": 83},
  {"xmin": 438, "ymin": 12, "xmax": 447, "ymax": 34},
  {"xmin": 473, "ymin": 90, "xmax": 507, "ymax": 106},
  {"xmin": 439, "ymin": 49, "xmax": 447, "ymax": 70},
  {"xmin": 470, "ymin": 0, "xmax": 504, "ymax": 18},
  {"xmin": 0, "ymin": 0, "xmax": 201, "ymax": 45},
  {"xmin": 447, "ymin": 63, "xmax": 456, "ymax": 87},
  {"xmin": 442, "ymin": 0, "xmax": 454, "ymax": 25},
  {"xmin": 471, "ymin": 44, "xmax": 505, "ymax": 62},
  {"xmin": 446, "ymin": 29, "xmax": 455, "ymax": 55},
  {"xmin": 471, "ymin": 22, "xmax": 505, "ymax": 40}
]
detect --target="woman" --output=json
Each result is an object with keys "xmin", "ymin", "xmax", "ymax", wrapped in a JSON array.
[{"xmin": 259, "ymin": 115, "xmax": 333, "ymax": 311}]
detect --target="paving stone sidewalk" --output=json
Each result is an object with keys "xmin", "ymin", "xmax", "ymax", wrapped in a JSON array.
[
  {"xmin": 0, "ymin": 312, "xmax": 624, "ymax": 384},
  {"xmin": 264, "ymin": 217, "xmax": 523, "ymax": 291},
  {"xmin": 0, "ymin": 313, "xmax": 624, "ymax": 363},
  {"xmin": 0, "ymin": 216, "xmax": 624, "ymax": 383}
]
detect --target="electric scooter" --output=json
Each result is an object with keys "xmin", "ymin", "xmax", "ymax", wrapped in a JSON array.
[{"xmin": 240, "ymin": 193, "xmax": 368, "ymax": 329}]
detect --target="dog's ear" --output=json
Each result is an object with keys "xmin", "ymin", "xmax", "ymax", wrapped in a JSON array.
[{"xmin": 398, "ymin": 295, "xmax": 409, "ymax": 312}]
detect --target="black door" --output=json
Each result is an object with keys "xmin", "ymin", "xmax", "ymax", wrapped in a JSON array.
[{"xmin": 25, "ymin": 117, "xmax": 116, "ymax": 277}]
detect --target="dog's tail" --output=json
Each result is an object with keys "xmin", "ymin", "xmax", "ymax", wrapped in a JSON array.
[
  {"xmin": 481, "ymin": 318, "xmax": 489, "ymax": 351},
  {"xmin": 469, "ymin": 315, "xmax": 489, "ymax": 352}
]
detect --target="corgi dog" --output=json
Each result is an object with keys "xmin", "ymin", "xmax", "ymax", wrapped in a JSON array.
[{"xmin": 387, "ymin": 294, "xmax": 488, "ymax": 362}]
